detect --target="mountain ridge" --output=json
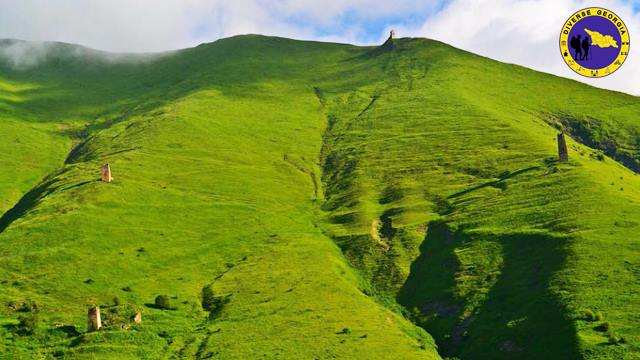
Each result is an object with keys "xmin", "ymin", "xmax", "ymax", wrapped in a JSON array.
[
  {"xmin": 3, "ymin": 34, "xmax": 636, "ymax": 98},
  {"xmin": 0, "ymin": 34, "xmax": 638, "ymax": 359}
]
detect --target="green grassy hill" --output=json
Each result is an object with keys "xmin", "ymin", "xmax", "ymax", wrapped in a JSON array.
[{"xmin": 0, "ymin": 35, "xmax": 638, "ymax": 359}]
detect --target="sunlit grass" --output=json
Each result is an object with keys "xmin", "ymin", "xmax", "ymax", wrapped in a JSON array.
[{"xmin": 0, "ymin": 35, "xmax": 638, "ymax": 359}]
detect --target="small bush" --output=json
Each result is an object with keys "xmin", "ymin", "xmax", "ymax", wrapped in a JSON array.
[
  {"xmin": 99, "ymin": 303, "xmax": 140, "ymax": 329},
  {"xmin": 582, "ymin": 309, "xmax": 596, "ymax": 321},
  {"xmin": 433, "ymin": 196, "xmax": 453, "ymax": 215},
  {"xmin": 113, "ymin": 297, "xmax": 121, "ymax": 306},
  {"xmin": 154, "ymin": 295, "xmax": 172, "ymax": 310},
  {"xmin": 16, "ymin": 301, "xmax": 36, "ymax": 313},
  {"xmin": 595, "ymin": 312, "xmax": 604, "ymax": 321},
  {"xmin": 201, "ymin": 285, "xmax": 230, "ymax": 318},
  {"xmin": 595, "ymin": 322, "xmax": 610, "ymax": 332},
  {"xmin": 121, "ymin": 286, "xmax": 132, "ymax": 292},
  {"xmin": 607, "ymin": 333, "xmax": 625, "ymax": 345},
  {"xmin": 17, "ymin": 313, "xmax": 39, "ymax": 335},
  {"xmin": 336, "ymin": 327, "xmax": 351, "ymax": 335}
]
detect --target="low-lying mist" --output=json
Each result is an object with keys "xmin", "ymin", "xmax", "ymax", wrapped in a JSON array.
[{"xmin": 0, "ymin": 39, "xmax": 171, "ymax": 70}]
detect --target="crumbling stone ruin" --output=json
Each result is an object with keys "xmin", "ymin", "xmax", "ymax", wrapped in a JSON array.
[
  {"xmin": 87, "ymin": 306, "xmax": 102, "ymax": 332},
  {"xmin": 101, "ymin": 164, "xmax": 113, "ymax": 182},
  {"xmin": 389, "ymin": 29, "xmax": 396, "ymax": 40},
  {"xmin": 133, "ymin": 312, "xmax": 142, "ymax": 325},
  {"xmin": 557, "ymin": 133, "xmax": 569, "ymax": 162}
]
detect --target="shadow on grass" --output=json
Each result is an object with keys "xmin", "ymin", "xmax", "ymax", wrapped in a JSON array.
[
  {"xmin": 0, "ymin": 173, "xmax": 100, "ymax": 234},
  {"xmin": 0, "ymin": 178, "xmax": 58, "ymax": 234},
  {"xmin": 448, "ymin": 165, "xmax": 541, "ymax": 199},
  {"xmin": 399, "ymin": 222, "xmax": 581, "ymax": 360},
  {"xmin": 397, "ymin": 220, "xmax": 464, "ymax": 357},
  {"xmin": 60, "ymin": 179, "xmax": 100, "ymax": 192},
  {"xmin": 51, "ymin": 325, "xmax": 81, "ymax": 338},
  {"xmin": 1, "ymin": 322, "xmax": 18, "ymax": 333},
  {"xmin": 458, "ymin": 233, "xmax": 581, "ymax": 360},
  {"xmin": 144, "ymin": 303, "xmax": 177, "ymax": 310}
]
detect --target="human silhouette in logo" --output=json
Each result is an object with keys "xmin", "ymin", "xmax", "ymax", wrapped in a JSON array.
[
  {"xmin": 570, "ymin": 35, "xmax": 583, "ymax": 60},
  {"xmin": 581, "ymin": 35, "xmax": 591, "ymax": 60}
]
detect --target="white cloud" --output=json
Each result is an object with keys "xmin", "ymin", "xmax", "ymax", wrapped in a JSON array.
[
  {"xmin": 0, "ymin": 40, "xmax": 56, "ymax": 69},
  {"xmin": 0, "ymin": 0, "xmax": 436, "ymax": 52},
  {"xmin": 402, "ymin": 0, "xmax": 640, "ymax": 95},
  {"xmin": 0, "ymin": 0, "xmax": 638, "ymax": 94}
]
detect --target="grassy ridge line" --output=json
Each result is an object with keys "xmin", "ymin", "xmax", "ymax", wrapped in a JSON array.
[{"xmin": 0, "ymin": 41, "xmax": 441, "ymax": 358}]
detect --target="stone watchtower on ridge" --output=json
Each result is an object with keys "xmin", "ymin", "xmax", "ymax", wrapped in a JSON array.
[{"xmin": 381, "ymin": 30, "xmax": 396, "ymax": 50}]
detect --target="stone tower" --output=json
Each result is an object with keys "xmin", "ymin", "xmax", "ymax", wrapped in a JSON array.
[
  {"xmin": 557, "ymin": 133, "xmax": 569, "ymax": 162},
  {"xmin": 133, "ymin": 312, "xmax": 142, "ymax": 324},
  {"xmin": 87, "ymin": 306, "xmax": 102, "ymax": 332},
  {"xmin": 389, "ymin": 29, "xmax": 396, "ymax": 40},
  {"xmin": 101, "ymin": 164, "xmax": 113, "ymax": 182}
]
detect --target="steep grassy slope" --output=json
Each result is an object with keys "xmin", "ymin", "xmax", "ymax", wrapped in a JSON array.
[
  {"xmin": 0, "ymin": 36, "xmax": 638, "ymax": 360},
  {"xmin": 0, "ymin": 77, "xmax": 71, "ymax": 214},
  {"xmin": 0, "ymin": 37, "xmax": 438, "ymax": 359},
  {"xmin": 318, "ymin": 39, "xmax": 640, "ymax": 359}
]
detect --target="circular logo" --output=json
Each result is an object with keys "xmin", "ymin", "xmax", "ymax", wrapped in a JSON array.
[{"xmin": 560, "ymin": 7, "xmax": 630, "ymax": 77}]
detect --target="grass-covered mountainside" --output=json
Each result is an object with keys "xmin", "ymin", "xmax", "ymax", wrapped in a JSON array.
[{"xmin": 0, "ymin": 35, "xmax": 638, "ymax": 359}]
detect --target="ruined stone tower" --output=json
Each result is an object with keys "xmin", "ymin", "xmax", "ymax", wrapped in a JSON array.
[
  {"xmin": 557, "ymin": 133, "xmax": 569, "ymax": 162},
  {"xmin": 101, "ymin": 164, "xmax": 113, "ymax": 182},
  {"xmin": 87, "ymin": 306, "xmax": 102, "ymax": 332},
  {"xmin": 389, "ymin": 29, "xmax": 396, "ymax": 40},
  {"xmin": 133, "ymin": 312, "xmax": 142, "ymax": 325}
]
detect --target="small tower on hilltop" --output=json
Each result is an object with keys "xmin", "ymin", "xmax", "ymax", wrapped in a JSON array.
[
  {"xmin": 87, "ymin": 306, "xmax": 102, "ymax": 332},
  {"xmin": 557, "ymin": 133, "xmax": 569, "ymax": 162},
  {"xmin": 101, "ymin": 163, "xmax": 113, "ymax": 183},
  {"xmin": 381, "ymin": 30, "xmax": 396, "ymax": 50}
]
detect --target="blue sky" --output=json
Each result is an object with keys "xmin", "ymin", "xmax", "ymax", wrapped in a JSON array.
[
  {"xmin": 276, "ymin": 6, "xmax": 439, "ymax": 44},
  {"xmin": 1, "ymin": 0, "xmax": 640, "ymax": 94}
]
